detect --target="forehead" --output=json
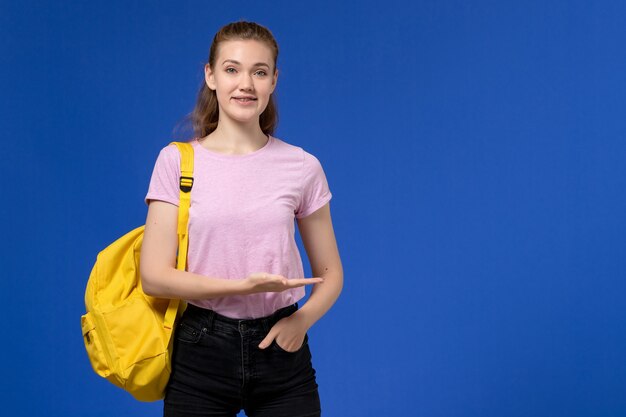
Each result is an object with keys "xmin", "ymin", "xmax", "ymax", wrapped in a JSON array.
[{"xmin": 217, "ymin": 39, "xmax": 273, "ymax": 65}]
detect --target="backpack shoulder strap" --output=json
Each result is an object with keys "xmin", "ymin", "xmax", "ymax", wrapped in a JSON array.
[
  {"xmin": 163, "ymin": 141, "xmax": 194, "ymax": 331},
  {"xmin": 169, "ymin": 141, "xmax": 194, "ymax": 247}
]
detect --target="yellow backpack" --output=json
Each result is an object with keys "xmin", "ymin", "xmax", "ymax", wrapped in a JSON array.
[{"xmin": 81, "ymin": 141, "xmax": 194, "ymax": 402}]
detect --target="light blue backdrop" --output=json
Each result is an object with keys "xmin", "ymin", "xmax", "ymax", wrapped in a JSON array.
[{"xmin": 1, "ymin": 1, "xmax": 625, "ymax": 416}]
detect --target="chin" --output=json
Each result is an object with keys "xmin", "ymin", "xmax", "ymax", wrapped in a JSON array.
[{"xmin": 228, "ymin": 114, "xmax": 261, "ymax": 124}]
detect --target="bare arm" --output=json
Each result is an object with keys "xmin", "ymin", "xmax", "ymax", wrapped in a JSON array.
[
  {"xmin": 258, "ymin": 201, "xmax": 343, "ymax": 351},
  {"xmin": 140, "ymin": 200, "xmax": 322, "ymax": 299},
  {"xmin": 294, "ymin": 201, "xmax": 344, "ymax": 328}
]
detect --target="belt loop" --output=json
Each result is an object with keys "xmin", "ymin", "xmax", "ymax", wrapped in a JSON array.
[
  {"xmin": 261, "ymin": 316, "xmax": 271, "ymax": 334},
  {"xmin": 206, "ymin": 309, "xmax": 215, "ymax": 332}
]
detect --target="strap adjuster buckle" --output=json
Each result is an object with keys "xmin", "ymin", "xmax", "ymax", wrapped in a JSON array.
[{"xmin": 179, "ymin": 176, "xmax": 194, "ymax": 193}]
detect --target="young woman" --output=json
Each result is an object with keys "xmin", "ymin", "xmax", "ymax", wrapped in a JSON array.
[{"xmin": 140, "ymin": 20, "xmax": 343, "ymax": 417}]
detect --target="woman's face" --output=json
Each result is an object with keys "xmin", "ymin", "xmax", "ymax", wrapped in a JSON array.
[{"xmin": 205, "ymin": 39, "xmax": 278, "ymax": 126}]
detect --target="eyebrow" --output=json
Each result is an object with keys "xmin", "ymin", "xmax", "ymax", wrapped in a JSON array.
[{"xmin": 222, "ymin": 59, "xmax": 270, "ymax": 69}]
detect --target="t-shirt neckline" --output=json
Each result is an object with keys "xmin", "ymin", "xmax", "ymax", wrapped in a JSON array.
[{"xmin": 194, "ymin": 134, "xmax": 273, "ymax": 160}]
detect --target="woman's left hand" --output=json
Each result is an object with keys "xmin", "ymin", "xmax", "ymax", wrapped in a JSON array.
[{"xmin": 258, "ymin": 311, "xmax": 310, "ymax": 352}]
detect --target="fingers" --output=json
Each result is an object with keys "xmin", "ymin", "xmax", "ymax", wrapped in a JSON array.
[
  {"xmin": 258, "ymin": 329, "xmax": 275, "ymax": 349},
  {"xmin": 248, "ymin": 274, "xmax": 324, "ymax": 294},
  {"xmin": 286, "ymin": 277, "xmax": 325, "ymax": 287}
]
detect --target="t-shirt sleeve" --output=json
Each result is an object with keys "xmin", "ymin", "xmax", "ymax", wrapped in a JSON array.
[
  {"xmin": 295, "ymin": 151, "xmax": 333, "ymax": 219},
  {"xmin": 144, "ymin": 144, "xmax": 180, "ymax": 206}
]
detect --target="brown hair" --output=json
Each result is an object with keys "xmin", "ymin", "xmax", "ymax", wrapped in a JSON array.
[{"xmin": 176, "ymin": 20, "xmax": 279, "ymax": 140}]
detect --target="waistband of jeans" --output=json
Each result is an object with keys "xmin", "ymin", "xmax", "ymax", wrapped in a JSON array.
[{"xmin": 184, "ymin": 302, "xmax": 298, "ymax": 332}]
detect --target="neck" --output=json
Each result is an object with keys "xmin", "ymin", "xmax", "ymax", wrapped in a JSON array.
[{"xmin": 201, "ymin": 118, "xmax": 269, "ymax": 154}]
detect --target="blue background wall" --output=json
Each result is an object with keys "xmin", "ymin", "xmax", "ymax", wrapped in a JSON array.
[{"xmin": 1, "ymin": 1, "xmax": 625, "ymax": 416}]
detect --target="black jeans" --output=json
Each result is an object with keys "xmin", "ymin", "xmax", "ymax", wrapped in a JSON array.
[{"xmin": 164, "ymin": 302, "xmax": 321, "ymax": 417}]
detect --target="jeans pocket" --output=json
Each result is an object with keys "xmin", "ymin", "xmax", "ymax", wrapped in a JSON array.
[
  {"xmin": 176, "ymin": 321, "xmax": 202, "ymax": 344},
  {"xmin": 271, "ymin": 333, "xmax": 309, "ymax": 354}
]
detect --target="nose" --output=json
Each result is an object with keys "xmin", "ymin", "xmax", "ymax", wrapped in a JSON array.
[{"xmin": 239, "ymin": 74, "xmax": 254, "ymax": 91}]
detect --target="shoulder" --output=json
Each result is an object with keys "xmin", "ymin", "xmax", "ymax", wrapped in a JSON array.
[
  {"xmin": 153, "ymin": 142, "xmax": 178, "ymax": 159},
  {"xmin": 154, "ymin": 141, "xmax": 190, "ymax": 164},
  {"xmin": 270, "ymin": 134, "xmax": 303, "ymax": 155},
  {"xmin": 270, "ymin": 135, "xmax": 322, "ymax": 166}
]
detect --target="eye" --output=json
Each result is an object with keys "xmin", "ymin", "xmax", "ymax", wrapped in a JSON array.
[{"xmin": 224, "ymin": 67, "xmax": 267, "ymax": 76}]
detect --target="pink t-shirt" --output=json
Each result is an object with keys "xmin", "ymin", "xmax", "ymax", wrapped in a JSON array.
[{"xmin": 144, "ymin": 134, "xmax": 332, "ymax": 319}]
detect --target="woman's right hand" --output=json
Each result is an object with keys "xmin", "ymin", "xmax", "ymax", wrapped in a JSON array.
[{"xmin": 244, "ymin": 273, "xmax": 324, "ymax": 294}]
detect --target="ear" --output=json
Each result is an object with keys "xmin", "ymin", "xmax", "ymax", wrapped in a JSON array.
[
  {"xmin": 271, "ymin": 69, "xmax": 279, "ymax": 93},
  {"xmin": 204, "ymin": 63, "xmax": 216, "ymax": 90}
]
